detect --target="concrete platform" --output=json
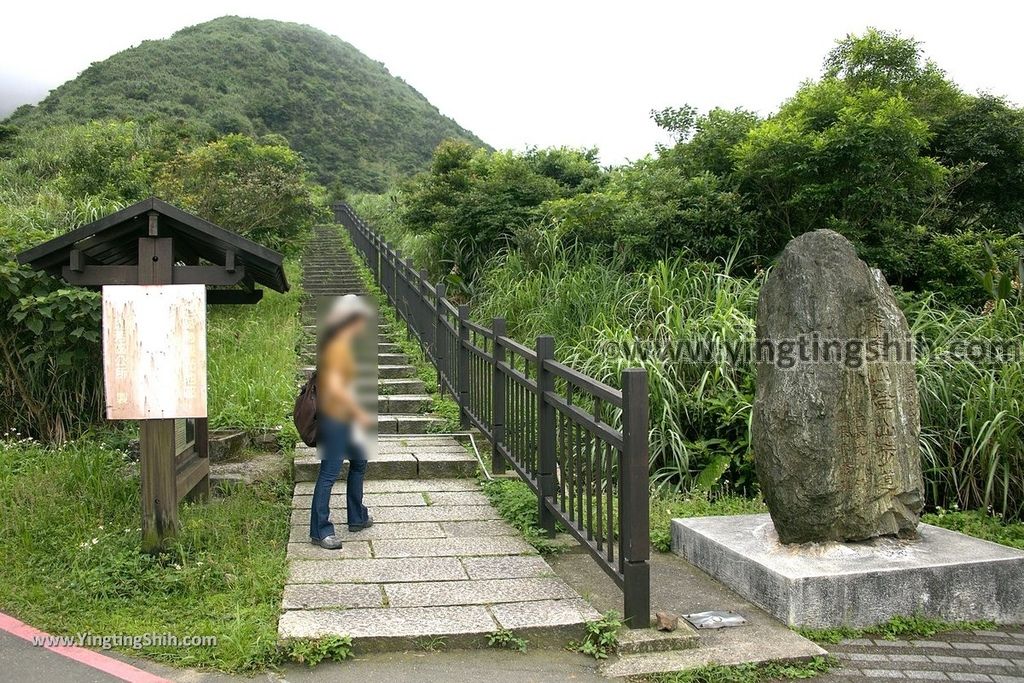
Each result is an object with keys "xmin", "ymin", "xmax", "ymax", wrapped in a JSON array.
[{"xmin": 672, "ymin": 513, "xmax": 1024, "ymax": 628}]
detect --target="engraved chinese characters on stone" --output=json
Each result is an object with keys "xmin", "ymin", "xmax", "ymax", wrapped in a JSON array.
[{"xmin": 752, "ymin": 230, "xmax": 924, "ymax": 543}]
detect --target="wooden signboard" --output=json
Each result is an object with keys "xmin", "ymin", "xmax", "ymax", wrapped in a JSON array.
[{"xmin": 102, "ymin": 284, "xmax": 208, "ymax": 420}]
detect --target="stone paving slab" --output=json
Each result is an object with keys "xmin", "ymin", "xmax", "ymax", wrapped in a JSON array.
[
  {"xmin": 289, "ymin": 522, "xmax": 445, "ymax": 542},
  {"xmin": 294, "ymin": 447, "xmax": 419, "ymax": 463},
  {"xmin": 376, "ymin": 444, "xmax": 470, "ymax": 455},
  {"xmin": 286, "ymin": 541, "xmax": 372, "ymax": 559},
  {"xmin": 362, "ymin": 505, "xmax": 501, "ymax": 523},
  {"xmin": 383, "ymin": 577, "xmax": 579, "ymax": 608},
  {"xmin": 280, "ymin": 319, "xmax": 595, "ymax": 650},
  {"xmin": 293, "ymin": 453, "xmax": 419, "ymax": 481},
  {"xmin": 291, "ymin": 492, "xmax": 427, "ymax": 509},
  {"xmin": 377, "ymin": 435, "xmax": 467, "ymax": 446},
  {"xmin": 462, "ymin": 555, "xmax": 555, "ymax": 580},
  {"xmin": 290, "ymin": 504, "xmax": 501, "ymax": 526},
  {"xmin": 371, "ymin": 536, "xmax": 534, "ymax": 558},
  {"xmin": 279, "ymin": 605, "xmax": 497, "ymax": 640},
  {"xmin": 282, "ymin": 583, "xmax": 384, "ymax": 610},
  {"xmin": 490, "ymin": 598, "xmax": 602, "ymax": 630},
  {"xmin": 439, "ymin": 519, "xmax": 520, "ymax": 537},
  {"xmin": 424, "ymin": 491, "xmax": 489, "ymax": 506},
  {"xmin": 289, "ymin": 557, "xmax": 468, "ymax": 584},
  {"xmin": 819, "ymin": 627, "xmax": 1024, "ymax": 682},
  {"xmin": 418, "ymin": 461, "xmax": 478, "ymax": 478},
  {"xmin": 293, "ymin": 479, "xmax": 480, "ymax": 494}
]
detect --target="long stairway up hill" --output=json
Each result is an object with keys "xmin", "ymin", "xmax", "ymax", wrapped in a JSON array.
[{"xmin": 280, "ymin": 225, "xmax": 600, "ymax": 650}]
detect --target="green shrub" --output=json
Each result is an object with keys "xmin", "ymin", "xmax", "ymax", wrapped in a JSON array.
[
  {"xmin": 0, "ymin": 263, "xmax": 102, "ymax": 442},
  {"xmin": 156, "ymin": 134, "xmax": 325, "ymax": 254}
]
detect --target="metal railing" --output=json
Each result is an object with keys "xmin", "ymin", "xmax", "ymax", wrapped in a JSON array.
[{"xmin": 334, "ymin": 203, "xmax": 651, "ymax": 627}]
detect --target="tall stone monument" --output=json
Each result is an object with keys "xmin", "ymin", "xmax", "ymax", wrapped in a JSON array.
[{"xmin": 752, "ymin": 229, "xmax": 924, "ymax": 544}]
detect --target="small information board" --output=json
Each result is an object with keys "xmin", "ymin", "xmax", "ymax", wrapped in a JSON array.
[{"xmin": 102, "ymin": 284, "xmax": 208, "ymax": 420}]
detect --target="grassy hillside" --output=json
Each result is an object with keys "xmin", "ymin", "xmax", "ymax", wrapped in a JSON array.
[{"xmin": 5, "ymin": 16, "xmax": 486, "ymax": 191}]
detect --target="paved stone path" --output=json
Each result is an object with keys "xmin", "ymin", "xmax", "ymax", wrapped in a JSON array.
[
  {"xmin": 820, "ymin": 627, "xmax": 1024, "ymax": 682},
  {"xmin": 278, "ymin": 226, "xmax": 598, "ymax": 650}
]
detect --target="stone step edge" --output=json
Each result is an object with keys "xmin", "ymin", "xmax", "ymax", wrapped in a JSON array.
[{"xmin": 277, "ymin": 606, "xmax": 593, "ymax": 653}]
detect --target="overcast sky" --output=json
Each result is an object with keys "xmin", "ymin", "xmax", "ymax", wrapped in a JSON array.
[{"xmin": 1, "ymin": 1, "xmax": 1020, "ymax": 164}]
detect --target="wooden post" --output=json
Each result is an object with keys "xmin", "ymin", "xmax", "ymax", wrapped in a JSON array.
[
  {"xmin": 190, "ymin": 418, "xmax": 211, "ymax": 502},
  {"xmin": 536, "ymin": 335, "xmax": 556, "ymax": 537},
  {"xmin": 140, "ymin": 420, "xmax": 177, "ymax": 551},
  {"xmin": 491, "ymin": 318, "xmax": 507, "ymax": 474},
  {"xmin": 138, "ymin": 229, "xmax": 180, "ymax": 553},
  {"xmin": 620, "ymin": 368, "xmax": 651, "ymax": 628}
]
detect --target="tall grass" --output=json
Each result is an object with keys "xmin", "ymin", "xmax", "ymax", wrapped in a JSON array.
[
  {"xmin": 908, "ymin": 295, "xmax": 1024, "ymax": 519},
  {"xmin": 474, "ymin": 237, "xmax": 763, "ymax": 494},
  {"xmin": 207, "ymin": 260, "xmax": 304, "ymax": 431},
  {"xmin": 0, "ymin": 434, "xmax": 291, "ymax": 672},
  {"xmin": 471, "ymin": 235, "xmax": 1024, "ymax": 520}
]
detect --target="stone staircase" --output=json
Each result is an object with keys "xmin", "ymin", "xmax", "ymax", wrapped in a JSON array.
[
  {"xmin": 294, "ymin": 226, "xmax": 447, "ymax": 481},
  {"xmin": 280, "ymin": 226, "xmax": 600, "ymax": 651}
]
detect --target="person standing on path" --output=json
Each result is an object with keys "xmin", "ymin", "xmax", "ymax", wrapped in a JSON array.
[{"xmin": 309, "ymin": 295, "xmax": 375, "ymax": 550}]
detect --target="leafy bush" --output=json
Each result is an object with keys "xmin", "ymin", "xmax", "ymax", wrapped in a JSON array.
[
  {"xmin": 398, "ymin": 141, "xmax": 602, "ymax": 283},
  {"xmin": 0, "ymin": 263, "xmax": 102, "ymax": 442},
  {"xmin": 284, "ymin": 636, "xmax": 353, "ymax": 667},
  {"xmin": 156, "ymin": 134, "xmax": 325, "ymax": 253}
]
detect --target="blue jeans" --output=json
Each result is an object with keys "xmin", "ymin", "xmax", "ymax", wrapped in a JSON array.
[{"xmin": 309, "ymin": 415, "xmax": 369, "ymax": 540}]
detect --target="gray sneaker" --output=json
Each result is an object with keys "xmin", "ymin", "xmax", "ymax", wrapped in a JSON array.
[{"xmin": 311, "ymin": 535, "xmax": 344, "ymax": 550}]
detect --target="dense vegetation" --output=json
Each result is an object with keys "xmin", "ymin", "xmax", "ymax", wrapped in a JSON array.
[
  {"xmin": 352, "ymin": 30, "xmax": 1024, "ymax": 521},
  {"xmin": 0, "ymin": 120, "xmax": 323, "ymax": 440},
  {"xmin": 5, "ymin": 16, "xmax": 486, "ymax": 192}
]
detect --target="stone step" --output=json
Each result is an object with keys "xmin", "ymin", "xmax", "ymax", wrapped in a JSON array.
[
  {"xmin": 378, "ymin": 378, "xmax": 426, "ymax": 395},
  {"xmin": 278, "ymin": 598, "xmax": 599, "ymax": 651},
  {"xmin": 378, "ymin": 364, "xmax": 415, "ymax": 379},
  {"xmin": 615, "ymin": 626, "xmax": 700, "ymax": 655},
  {"xmin": 378, "ymin": 413, "xmax": 446, "ymax": 434},
  {"xmin": 378, "ymin": 394, "xmax": 432, "ymax": 414},
  {"xmin": 293, "ymin": 439, "xmax": 477, "ymax": 482},
  {"xmin": 301, "ymin": 365, "xmax": 416, "ymax": 380}
]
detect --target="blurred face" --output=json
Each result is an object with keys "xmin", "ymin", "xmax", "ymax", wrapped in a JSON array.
[{"xmin": 347, "ymin": 315, "xmax": 368, "ymax": 337}]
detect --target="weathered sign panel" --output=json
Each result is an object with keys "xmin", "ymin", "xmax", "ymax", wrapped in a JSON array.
[{"xmin": 102, "ymin": 285, "xmax": 207, "ymax": 419}]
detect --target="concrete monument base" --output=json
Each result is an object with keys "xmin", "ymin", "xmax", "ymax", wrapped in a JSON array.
[{"xmin": 671, "ymin": 513, "xmax": 1024, "ymax": 628}]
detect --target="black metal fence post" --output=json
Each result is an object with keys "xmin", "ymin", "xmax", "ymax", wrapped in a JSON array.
[
  {"xmin": 457, "ymin": 305, "xmax": 471, "ymax": 428},
  {"xmin": 434, "ymin": 283, "xmax": 447, "ymax": 395},
  {"xmin": 536, "ymin": 335, "xmax": 556, "ymax": 537},
  {"xmin": 392, "ymin": 249, "xmax": 402, "ymax": 316},
  {"xmin": 491, "ymin": 318, "xmax": 507, "ymax": 475},
  {"xmin": 418, "ymin": 269, "xmax": 430, "ymax": 357},
  {"xmin": 620, "ymin": 367, "xmax": 651, "ymax": 628}
]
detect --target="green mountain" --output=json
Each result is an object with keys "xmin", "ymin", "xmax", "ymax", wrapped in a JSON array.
[{"xmin": 5, "ymin": 16, "xmax": 486, "ymax": 191}]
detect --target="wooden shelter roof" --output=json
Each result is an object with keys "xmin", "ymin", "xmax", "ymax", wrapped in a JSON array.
[{"xmin": 16, "ymin": 197, "xmax": 289, "ymax": 294}]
